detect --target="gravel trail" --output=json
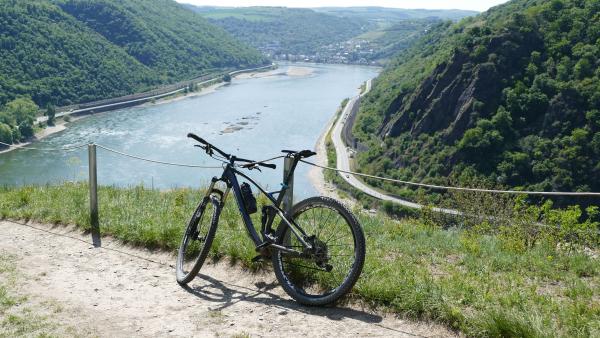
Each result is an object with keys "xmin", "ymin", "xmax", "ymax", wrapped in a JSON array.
[{"xmin": 0, "ymin": 220, "xmax": 456, "ymax": 337}]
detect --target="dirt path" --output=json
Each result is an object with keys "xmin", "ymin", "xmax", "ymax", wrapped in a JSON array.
[{"xmin": 0, "ymin": 220, "xmax": 456, "ymax": 337}]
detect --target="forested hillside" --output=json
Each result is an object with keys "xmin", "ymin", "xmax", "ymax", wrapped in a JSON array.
[
  {"xmin": 0, "ymin": 0, "xmax": 157, "ymax": 108},
  {"xmin": 0, "ymin": 0, "xmax": 266, "ymax": 146},
  {"xmin": 354, "ymin": 0, "xmax": 600, "ymax": 203},
  {"xmin": 58, "ymin": 0, "xmax": 266, "ymax": 81}
]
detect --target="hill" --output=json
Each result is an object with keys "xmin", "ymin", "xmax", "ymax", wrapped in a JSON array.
[
  {"xmin": 190, "ymin": 6, "xmax": 476, "ymax": 64},
  {"xmin": 187, "ymin": 6, "xmax": 369, "ymax": 59},
  {"xmin": 353, "ymin": 0, "xmax": 600, "ymax": 204},
  {"xmin": 0, "ymin": 0, "xmax": 266, "ymax": 146},
  {"xmin": 356, "ymin": 18, "xmax": 443, "ymax": 62},
  {"xmin": 58, "ymin": 0, "xmax": 266, "ymax": 81},
  {"xmin": 0, "ymin": 0, "xmax": 157, "ymax": 108}
]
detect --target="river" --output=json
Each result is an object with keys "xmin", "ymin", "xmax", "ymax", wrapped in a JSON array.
[{"xmin": 0, "ymin": 63, "xmax": 378, "ymax": 199}]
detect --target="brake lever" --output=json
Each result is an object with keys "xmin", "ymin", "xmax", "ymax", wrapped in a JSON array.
[{"xmin": 243, "ymin": 163, "xmax": 262, "ymax": 172}]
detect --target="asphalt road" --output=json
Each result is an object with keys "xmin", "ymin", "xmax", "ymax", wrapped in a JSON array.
[{"xmin": 330, "ymin": 79, "xmax": 458, "ymax": 214}]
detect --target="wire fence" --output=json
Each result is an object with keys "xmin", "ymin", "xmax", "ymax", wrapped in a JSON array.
[
  {"xmin": 95, "ymin": 144, "xmax": 223, "ymax": 169},
  {"xmin": 1, "ymin": 140, "xmax": 599, "ymax": 238},
  {"xmin": 0, "ymin": 141, "xmax": 87, "ymax": 152},
  {"xmin": 300, "ymin": 160, "xmax": 600, "ymax": 197},
  {"xmin": 3, "ymin": 140, "xmax": 600, "ymax": 198}
]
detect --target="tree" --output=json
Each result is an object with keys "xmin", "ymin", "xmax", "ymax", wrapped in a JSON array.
[
  {"xmin": 222, "ymin": 74, "xmax": 232, "ymax": 82},
  {"xmin": 0, "ymin": 123, "xmax": 12, "ymax": 145},
  {"xmin": 18, "ymin": 121, "xmax": 34, "ymax": 139},
  {"xmin": 46, "ymin": 104, "xmax": 56, "ymax": 126},
  {"xmin": 4, "ymin": 97, "xmax": 38, "ymax": 125}
]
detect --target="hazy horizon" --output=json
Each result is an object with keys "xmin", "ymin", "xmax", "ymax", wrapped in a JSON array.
[{"xmin": 176, "ymin": 0, "xmax": 510, "ymax": 12}]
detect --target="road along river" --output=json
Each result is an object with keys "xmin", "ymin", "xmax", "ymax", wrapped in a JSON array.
[{"xmin": 0, "ymin": 63, "xmax": 379, "ymax": 200}]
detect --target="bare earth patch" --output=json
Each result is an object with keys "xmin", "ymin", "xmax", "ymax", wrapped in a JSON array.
[{"xmin": 0, "ymin": 220, "xmax": 456, "ymax": 337}]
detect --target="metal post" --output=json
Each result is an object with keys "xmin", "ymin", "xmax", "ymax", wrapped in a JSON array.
[
  {"xmin": 282, "ymin": 157, "xmax": 294, "ymax": 246},
  {"xmin": 282, "ymin": 157, "xmax": 294, "ymax": 215},
  {"xmin": 88, "ymin": 144, "xmax": 101, "ymax": 247}
]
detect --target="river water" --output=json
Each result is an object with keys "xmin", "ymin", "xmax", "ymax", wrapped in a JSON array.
[{"xmin": 0, "ymin": 63, "xmax": 378, "ymax": 199}]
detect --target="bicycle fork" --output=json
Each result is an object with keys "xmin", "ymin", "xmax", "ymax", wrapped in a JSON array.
[{"xmin": 206, "ymin": 176, "xmax": 231, "ymax": 208}]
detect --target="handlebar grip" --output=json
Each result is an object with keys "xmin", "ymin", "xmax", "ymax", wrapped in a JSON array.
[
  {"xmin": 299, "ymin": 150, "xmax": 317, "ymax": 158},
  {"xmin": 260, "ymin": 163, "xmax": 277, "ymax": 170},
  {"xmin": 187, "ymin": 133, "xmax": 208, "ymax": 145}
]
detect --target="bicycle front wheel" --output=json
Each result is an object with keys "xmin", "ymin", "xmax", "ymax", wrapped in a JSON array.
[
  {"xmin": 272, "ymin": 196, "xmax": 366, "ymax": 306},
  {"xmin": 176, "ymin": 194, "xmax": 220, "ymax": 285}
]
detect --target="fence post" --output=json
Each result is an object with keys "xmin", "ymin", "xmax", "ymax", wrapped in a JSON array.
[{"xmin": 88, "ymin": 143, "xmax": 101, "ymax": 247}]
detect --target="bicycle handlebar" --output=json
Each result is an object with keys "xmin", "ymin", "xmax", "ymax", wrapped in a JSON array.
[
  {"xmin": 186, "ymin": 133, "xmax": 208, "ymax": 145},
  {"xmin": 188, "ymin": 132, "xmax": 277, "ymax": 170},
  {"xmin": 187, "ymin": 133, "xmax": 231, "ymax": 159}
]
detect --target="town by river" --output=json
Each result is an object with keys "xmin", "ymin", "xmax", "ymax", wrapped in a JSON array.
[{"xmin": 0, "ymin": 63, "xmax": 378, "ymax": 199}]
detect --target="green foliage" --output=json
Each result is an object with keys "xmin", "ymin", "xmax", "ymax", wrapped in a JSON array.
[
  {"xmin": 45, "ymin": 104, "xmax": 56, "ymax": 126},
  {"xmin": 0, "ymin": 123, "xmax": 12, "ymax": 144},
  {"xmin": 354, "ymin": 0, "xmax": 600, "ymax": 206},
  {"xmin": 59, "ymin": 0, "xmax": 267, "ymax": 79},
  {"xmin": 0, "ymin": 0, "xmax": 266, "ymax": 109},
  {"xmin": 0, "ymin": 97, "xmax": 38, "ymax": 144}
]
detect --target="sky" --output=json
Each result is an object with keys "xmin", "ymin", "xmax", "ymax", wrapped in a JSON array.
[{"xmin": 176, "ymin": 0, "xmax": 510, "ymax": 12}]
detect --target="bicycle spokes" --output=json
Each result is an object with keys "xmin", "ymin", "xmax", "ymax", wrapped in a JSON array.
[{"xmin": 280, "ymin": 206, "xmax": 356, "ymax": 293}]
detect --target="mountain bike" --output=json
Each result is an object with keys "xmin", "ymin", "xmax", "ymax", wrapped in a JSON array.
[{"xmin": 176, "ymin": 133, "xmax": 366, "ymax": 305}]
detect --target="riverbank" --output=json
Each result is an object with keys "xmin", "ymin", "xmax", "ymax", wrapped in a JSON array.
[{"xmin": 0, "ymin": 116, "xmax": 84, "ymax": 155}]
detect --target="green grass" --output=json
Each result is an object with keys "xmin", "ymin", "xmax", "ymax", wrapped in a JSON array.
[{"xmin": 0, "ymin": 183, "xmax": 599, "ymax": 337}]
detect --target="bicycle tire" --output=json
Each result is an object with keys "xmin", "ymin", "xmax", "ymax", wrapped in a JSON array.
[
  {"xmin": 176, "ymin": 194, "xmax": 220, "ymax": 284},
  {"xmin": 271, "ymin": 196, "xmax": 366, "ymax": 306}
]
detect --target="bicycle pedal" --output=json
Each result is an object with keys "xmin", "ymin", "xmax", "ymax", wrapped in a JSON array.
[{"xmin": 251, "ymin": 255, "xmax": 266, "ymax": 263}]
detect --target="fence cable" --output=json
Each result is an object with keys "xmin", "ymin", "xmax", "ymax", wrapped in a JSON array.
[
  {"xmin": 95, "ymin": 144, "xmax": 223, "ymax": 168},
  {"xmin": 0, "ymin": 141, "xmax": 87, "ymax": 152},
  {"xmin": 300, "ymin": 160, "xmax": 600, "ymax": 197}
]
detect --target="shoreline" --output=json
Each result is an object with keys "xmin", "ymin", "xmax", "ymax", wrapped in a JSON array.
[{"xmin": 307, "ymin": 105, "xmax": 347, "ymax": 203}]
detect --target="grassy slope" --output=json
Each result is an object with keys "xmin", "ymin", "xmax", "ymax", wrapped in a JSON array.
[{"xmin": 0, "ymin": 183, "xmax": 598, "ymax": 337}]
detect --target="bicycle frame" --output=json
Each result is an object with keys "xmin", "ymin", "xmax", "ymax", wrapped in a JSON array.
[{"xmin": 204, "ymin": 158, "xmax": 313, "ymax": 255}]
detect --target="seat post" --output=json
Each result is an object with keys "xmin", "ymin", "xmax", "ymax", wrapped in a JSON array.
[{"xmin": 282, "ymin": 156, "xmax": 295, "ymax": 215}]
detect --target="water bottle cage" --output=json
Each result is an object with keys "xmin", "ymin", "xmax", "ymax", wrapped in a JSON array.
[{"xmin": 240, "ymin": 182, "xmax": 257, "ymax": 214}]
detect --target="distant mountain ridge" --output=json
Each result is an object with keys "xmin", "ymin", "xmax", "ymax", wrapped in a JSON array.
[
  {"xmin": 186, "ymin": 6, "xmax": 369, "ymax": 57},
  {"xmin": 189, "ymin": 6, "xmax": 476, "ymax": 64},
  {"xmin": 313, "ymin": 7, "xmax": 479, "ymax": 21}
]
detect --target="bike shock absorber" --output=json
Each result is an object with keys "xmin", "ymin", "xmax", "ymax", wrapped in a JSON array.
[{"xmin": 260, "ymin": 205, "xmax": 277, "ymax": 237}]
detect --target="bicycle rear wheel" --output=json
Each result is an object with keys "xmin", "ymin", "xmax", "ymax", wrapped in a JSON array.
[
  {"xmin": 271, "ymin": 196, "xmax": 365, "ymax": 306},
  {"xmin": 176, "ymin": 194, "xmax": 220, "ymax": 284}
]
